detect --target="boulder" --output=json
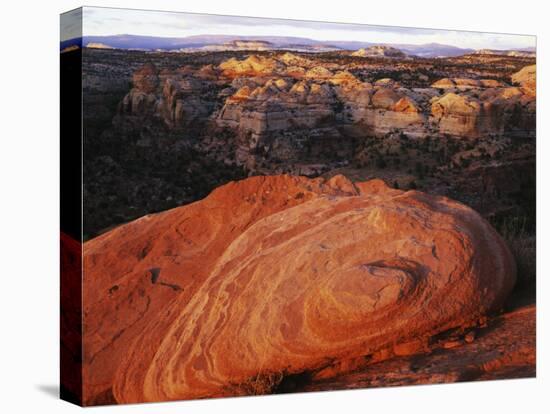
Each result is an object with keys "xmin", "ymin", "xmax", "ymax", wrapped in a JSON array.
[{"xmin": 81, "ymin": 175, "xmax": 516, "ymax": 404}]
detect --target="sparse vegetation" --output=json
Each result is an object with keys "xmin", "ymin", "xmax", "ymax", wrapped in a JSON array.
[{"xmin": 497, "ymin": 216, "xmax": 536, "ymax": 288}]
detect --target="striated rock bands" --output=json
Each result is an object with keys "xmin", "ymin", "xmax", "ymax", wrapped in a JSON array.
[
  {"xmin": 429, "ymin": 69, "xmax": 536, "ymax": 138},
  {"xmin": 82, "ymin": 175, "xmax": 516, "ymax": 404}
]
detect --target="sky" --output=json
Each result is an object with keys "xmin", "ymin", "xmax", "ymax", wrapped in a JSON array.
[{"xmin": 61, "ymin": 6, "xmax": 535, "ymax": 50}]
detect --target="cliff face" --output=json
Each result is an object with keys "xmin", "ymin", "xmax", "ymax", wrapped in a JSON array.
[
  {"xmin": 82, "ymin": 175, "xmax": 516, "ymax": 404},
  {"xmin": 118, "ymin": 64, "xmax": 217, "ymax": 128},
  {"xmin": 430, "ymin": 70, "xmax": 536, "ymax": 138}
]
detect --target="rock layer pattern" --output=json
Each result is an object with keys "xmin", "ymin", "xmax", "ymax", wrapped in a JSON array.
[
  {"xmin": 114, "ymin": 55, "xmax": 535, "ymax": 172},
  {"xmin": 82, "ymin": 175, "xmax": 515, "ymax": 404}
]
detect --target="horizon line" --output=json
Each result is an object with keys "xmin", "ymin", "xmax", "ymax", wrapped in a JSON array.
[{"xmin": 61, "ymin": 34, "xmax": 537, "ymax": 52}]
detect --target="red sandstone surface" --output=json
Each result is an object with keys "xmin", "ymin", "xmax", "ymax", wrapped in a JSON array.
[{"xmin": 81, "ymin": 175, "xmax": 528, "ymax": 405}]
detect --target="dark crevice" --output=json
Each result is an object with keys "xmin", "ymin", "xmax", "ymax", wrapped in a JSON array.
[
  {"xmin": 138, "ymin": 241, "xmax": 153, "ymax": 260},
  {"xmin": 159, "ymin": 281, "xmax": 183, "ymax": 292},
  {"xmin": 273, "ymin": 371, "xmax": 313, "ymax": 394},
  {"xmin": 149, "ymin": 267, "xmax": 161, "ymax": 284}
]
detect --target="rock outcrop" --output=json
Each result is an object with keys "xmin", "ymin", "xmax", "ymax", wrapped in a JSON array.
[
  {"xmin": 85, "ymin": 42, "xmax": 115, "ymax": 49},
  {"xmin": 213, "ymin": 57, "xmax": 536, "ymax": 147},
  {"xmin": 352, "ymin": 46, "xmax": 407, "ymax": 58},
  {"xmin": 473, "ymin": 49, "xmax": 536, "ymax": 58},
  {"xmin": 431, "ymin": 93, "xmax": 483, "ymax": 136},
  {"xmin": 428, "ymin": 67, "xmax": 536, "ymax": 138},
  {"xmin": 302, "ymin": 302, "xmax": 535, "ymax": 392},
  {"xmin": 82, "ymin": 175, "xmax": 516, "ymax": 404},
  {"xmin": 431, "ymin": 78, "xmax": 506, "ymax": 90},
  {"xmin": 430, "ymin": 81, "xmax": 536, "ymax": 138},
  {"xmin": 117, "ymin": 62, "xmax": 215, "ymax": 128},
  {"xmin": 201, "ymin": 40, "xmax": 273, "ymax": 52},
  {"xmin": 512, "ymin": 64, "xmax": 536, "ymax": 95},
  {"xmin": 218, "ymin": 55, "xmax": 286, "ymax": 78},
  {"xmin": 112, "ymin": 57, "xmax": 536, "ymax": 173},
  {"xmin": 214, "ymin": 64, "xmax": 432, "ymax": 162},
  {"xmin": 132, "ymin": 62, "xmax": 159, "ymax": 93}
]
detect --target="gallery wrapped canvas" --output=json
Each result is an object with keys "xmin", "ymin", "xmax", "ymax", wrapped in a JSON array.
[{"xmin": 60, "ymin": 6, "xmax": 536, "ymax": 406}]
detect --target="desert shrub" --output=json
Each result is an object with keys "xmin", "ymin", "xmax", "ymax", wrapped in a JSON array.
[
  {"xmin": 415, "ymin": 161, "xmax": 425, "ymax": 179},
  {"xmin": 497, "ymin": 216, "xmax": 536, "ymax": 287},
  {"xmin": 460, "ymin": 156, "xmax": 471, "ymax": 168},
  {"xmin": 332, "ymin": 100, "xmax": 344, "ymax": 113},
  {"xmin": 375, "ymin": 156, "xmax": 387, "ymax": 169},
  {"xmin": 238, "ymin": 371, "xmax": 284, "ymax": 395}
]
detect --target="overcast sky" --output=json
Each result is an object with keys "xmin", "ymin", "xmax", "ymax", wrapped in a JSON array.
[{"xmin": 61, "ymin": 6, "xmax": 535, "ymax": 50}]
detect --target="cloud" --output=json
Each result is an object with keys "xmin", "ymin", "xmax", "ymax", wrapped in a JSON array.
[
  {"xmin": 60, "ymin": 8, "xmax": 82, "ymax": 41},
  {"xmin": 79, "ymin": 6, "xmax": 535, "ymax": 50}
]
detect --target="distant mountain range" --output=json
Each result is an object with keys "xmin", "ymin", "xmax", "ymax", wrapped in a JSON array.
[{"xmin": 60, "ymin": 34, "xmax": 534, "ymax": 58}]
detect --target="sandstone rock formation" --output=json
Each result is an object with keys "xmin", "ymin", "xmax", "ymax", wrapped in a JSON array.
[
  {"xmin": 82, "ymin": 175, "xmax": 516, "ymax": 404},
  {"xmin": 218, "ymin": 55, "xmax": 286, "ymax": 78},
  {"xmin": 352, "ymin": 45, "xmax": 407, "ymax": 58},
  {"xmin": 473, "ymin": 49, "xmax": 536, "ymax": 58},
  {"xmin": 213, "ymin": 57, "xmax": 536, "ymax": 146},
  {"xmin": 277, "ymin": 52, "xmax": 314, "ymax": 67},
  {"xmin": 213, "ymin": 62, "xmax": 435, "ymax": 162},
  {"xmin": 431, "ymin": 93, "xmax": 482, "ymax": 136},
  {"xmin": 201, "ymin": 40, "xmax": 273, "ymax": 52},
  {"xmin": 118, "ymin": 62, "xmax": 215, "ymax": 128},
  {"xmin": 430, "ymin": 78, "xmax": 536, "ymax": 139},
  {"xmin": 111, "ymin": 57, "xmax": 536, "ymax": 178},
  {"xmin": 118, "ymin": 63, "xmax": 160, "ymax": 118},
  {"xmin": 512, "ymin": 64, "xmax": 536, "ymax": 95},
  {"xmin": 85, "ymin": 42, "xmax": 115, "ymax": 49},
  {"xmin": 302, "ymin": 302, "xmax": 535, "ymax": 392},
  {"xmin": 429, "ymin": 68, "xmax": 536, "ymax": 138},
  {"xmin": 431, "ymin": 78, "xmax": 506, "ymax": 90},
  {"xmin": 61, "ymin": 44, "xmax": 80, "ymax": 53},
  {"xmin": 132, "ymin": 62, "xmax": 159, "ymax": 94}
]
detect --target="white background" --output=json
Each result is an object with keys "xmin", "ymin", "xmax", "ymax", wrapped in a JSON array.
[{"xmin": 0, "ymin": 0, "xmax": 547, "ymax": 412}]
